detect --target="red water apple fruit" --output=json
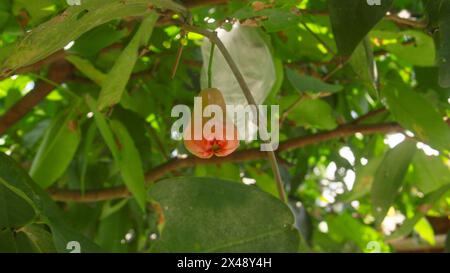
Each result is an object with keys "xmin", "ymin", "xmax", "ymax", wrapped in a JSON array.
[{"xmin": 183, "ymin": 88, "xmax": 239, "ymax": 158}]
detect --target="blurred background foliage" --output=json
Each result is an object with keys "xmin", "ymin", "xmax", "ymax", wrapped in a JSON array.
[{"xmin": 0, "ymin": 0, "xmax": 449, "ymax": 253}]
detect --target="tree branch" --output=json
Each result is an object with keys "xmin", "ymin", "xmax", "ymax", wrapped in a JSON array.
[
  {"xmin": 0, "ymin": 61, "xmax": 72, "ymax": 135},
  {"xmin": 49, "ymin": 122, "xmax": 403, "ymax": 202}
]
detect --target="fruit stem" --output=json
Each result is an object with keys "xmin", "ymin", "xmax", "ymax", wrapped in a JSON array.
[{"xmin": 208, "ymin": 43, "xmax": 215, "ymax": 88}]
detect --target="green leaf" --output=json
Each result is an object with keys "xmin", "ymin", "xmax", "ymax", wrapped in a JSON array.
[
  {"xmin": 20, "ymin": 224, "xmax": 57, "ymax": 253},
  {"xmin": 387, "ymin": 213, "xmax": 423, "ymax": 240},
  {"xmin": 14, "ymin": 0, "xmax": 56, "ymax": 25},
  {"xmin": 0, "ymin": 152, "xmax": 102, "ymax": 253},
  {"xmin": 48, "ymin": 220, "xmax": 102, "ymax": 253},
  {"xmin": 0, "ymin": 229, "xmax": 17, "ymax": 253},
  {"xmin": 97, "ymin": 13, "xmax": 157, "ymax": 110},
  {"xmin": 0, "ymin": 152, "xmax": 40, "ymax": 217},
  {"xmin": 233, "ymin": 7, "xmax": 300, "ymax": 33},
  {"xmin": 371, "ymin": 140, "xmax": 416, "ymax": 224},
  {"xmin": 96, "ymin": 207, "xmax": 131, "ymax": 252},
  {"xmin": 0, "ymin": 183, "xmax": 35, "ymax": 229},
  {"xmin": 286, "ymin": 68, "xmax": 342, "ymax": 95},
  {"xmin": 120, "ymin": 88, "xmax": 154, "ymax": 118},
  {"xmin": 30, "ymin": 105, "xmax": 81, "ymax": 188},
  {"xmin": 70, "ymin": 23, "xmax": 128, "ymax": 58},
  {"xmin": 69, "ymin": 54, "xmax": 152, "ymax": 118},
  {"xmin": 387, "ymin": 184, "xmax": 450, "ymax": 240},
  {"xmin": 329, "ymin": 0, "xmax": 393, "ymax": 55},
  {"xmin": 0, "ymin": 0, "xmax": 185, "ymax": 75},
  {"xmin": 14, "ymin": 232, "xmax": 37, "ymax": 252},
  {"xmin": 34, "ymin": 187, "xmax": 103, "ymax": 253},
  {"xmin": 194, "ymin": 163, "xmax": 241, "ymax": 182},
  {"xmin": 85, "ymin": 95, "xmax": 120, "ymax": 160},
  {"xmin": 349, "ymin": 37, "xmax": 378, "ymax": 95},
  {"xmin": 79, "ymin": 121, "xmax": 97, "ymax": 194},
  {"xmin": 414, "ymin": 218, "xmax": 435, "ymax": 245},
  {"xmin": 247, "ymin": 167, "xmax": 279, "ymax": 198},
  {"xmin": 438, "ymin": 1, "xmax": 450, "ymax": 87},
  {"xmin": 290, "ymin": 99, "xmax": 337, "ymax": 130},
  {"xmin": 109, "ymin": 120, "xmax": 147, "ymax": 211},
  {"xmin": 340, "ymin": 157, "xmax": 383, "ymax": 202},
  {"xmin": 371, "ymin": 30, "xmax": 436, "ymax": 67},
  {"xmin": 382, "ymin": 81, "xmax": 450, "ymax": 151},
  {"xmin": 149, "ymin": 177, "xmax": 299, "ymax": 252},
  {"xmin": 66, "ymin": 55, "xmax": 106, "ymax": 85},
  {"xmin": 412, "ymin": 151, "xmax": 450, "ymax": 194},
  {"xmin": 326, "ymin": 213, "xmax": 388, "ymax": 252}
]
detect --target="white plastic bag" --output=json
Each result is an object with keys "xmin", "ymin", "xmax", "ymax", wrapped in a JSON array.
[{"xmin": 200, "ymin": 23, "xmax": 276, "ymax": 141}]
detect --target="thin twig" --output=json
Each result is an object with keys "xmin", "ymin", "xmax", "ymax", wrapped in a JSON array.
[
  {"xmin": 385, "ymin": 14, "xmax": 427, "ymax": 29},
  {"xmin": 322, "ymin": 58, "xmax": 347, "ymax": 81},
  {"xmin": 351, "ymin": 107, "xmax": 387, "ymax": 125},
  {"xmin": 280, "ymin": 93, "xmax": 308, "ymax": 124},
  {"xmin": 207, "ymin": 43, "xmax": 215, "ymax": 88},
  {"xmin": 170, "ymin": 31, "xmax": 186, "ymax": 79}
]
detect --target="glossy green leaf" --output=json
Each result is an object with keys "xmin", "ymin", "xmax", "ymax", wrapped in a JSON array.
[
  {"xmin": 371, "ymin": 140, "xmax": 416, "ymax": 224},
  {"xmin": 96, "ymin": 207, "xmax": 131, "ymax": 252},
  {"xmin": 290, "ymin": 99, "xmax": 337, "ymax": 130},
  {"xmin": 0, "ymin": 152, "xmax": 101, "ymax": 252},
  {"xmin": 329, "ymin": 0, "xmax": 393, "ymax": 55},
  {"xmin": 326, "ymin": 213, "xmax": 389, "ymax": 252},
  {"xmin": 234, "ymin": 7, "xmax": 300, "ymax": 33},
  {"xmin": 30, "ymin": 105, "xmax": 81, "ymax": 188},
  {"xmin": 371, "ymin": 30, "xmax": 436, "ymax": 67},
  {"xmin": 286, "ymin": 68, "xmax": 342, "ymax": 95},
  {"xmin": 0, "ymin": 183, "xmax": 35, "ymax": 229},
  {"xmin": 412, "ymin": 151, "xmax": 450, "ymax": 194},
  {"xmin": 149, "ymin": 177, "xmax": 299, "ymax": 252},
  {"xmin": 383, "ymin": 81, "xmax": 450, "ymax": 151},
  {"xmin": 109, "ymin": 120, "xmax": 147, "ymax": 211},
  {"xmin": 34, "ymin": 187, "xmax": 103, "ymax": 253},
  {"xmin": 414, "ymin": 217, "xmax": 435, "ymax": 245},
  {"xmin": 97, "ymin": 13, "xmax": 157, "ymax": 110},
  {"xmin": 46, "ymin": 220, "xmax": 101, "ymax": 253},
  {"xmin": 69, "ymin": 55, "xmax": 152, "ymax": 118},
  {"xmin": 0, "ymin": 0, "xmax": 185, "ymax": 76},
  {"xmin": 0, "ymin": 152, "xmax": 40, "ymax": 217},
  {"xmin": 246, "ymin": 167, "xmax": 278, "ymax": 198}
]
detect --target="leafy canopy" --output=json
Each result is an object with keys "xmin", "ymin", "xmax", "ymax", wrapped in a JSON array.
[{"xmin": 0, "ymin": 0, "xmax": 449, "ymax": 253}]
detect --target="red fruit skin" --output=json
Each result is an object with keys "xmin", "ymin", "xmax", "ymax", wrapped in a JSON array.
[
  {"xmin": 184, "ymin": 137, "xmax": 215, "ymax": 159},
  {"xmin": 183, "ymin": 88, "xmax": 239, "ymax": 158}
]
